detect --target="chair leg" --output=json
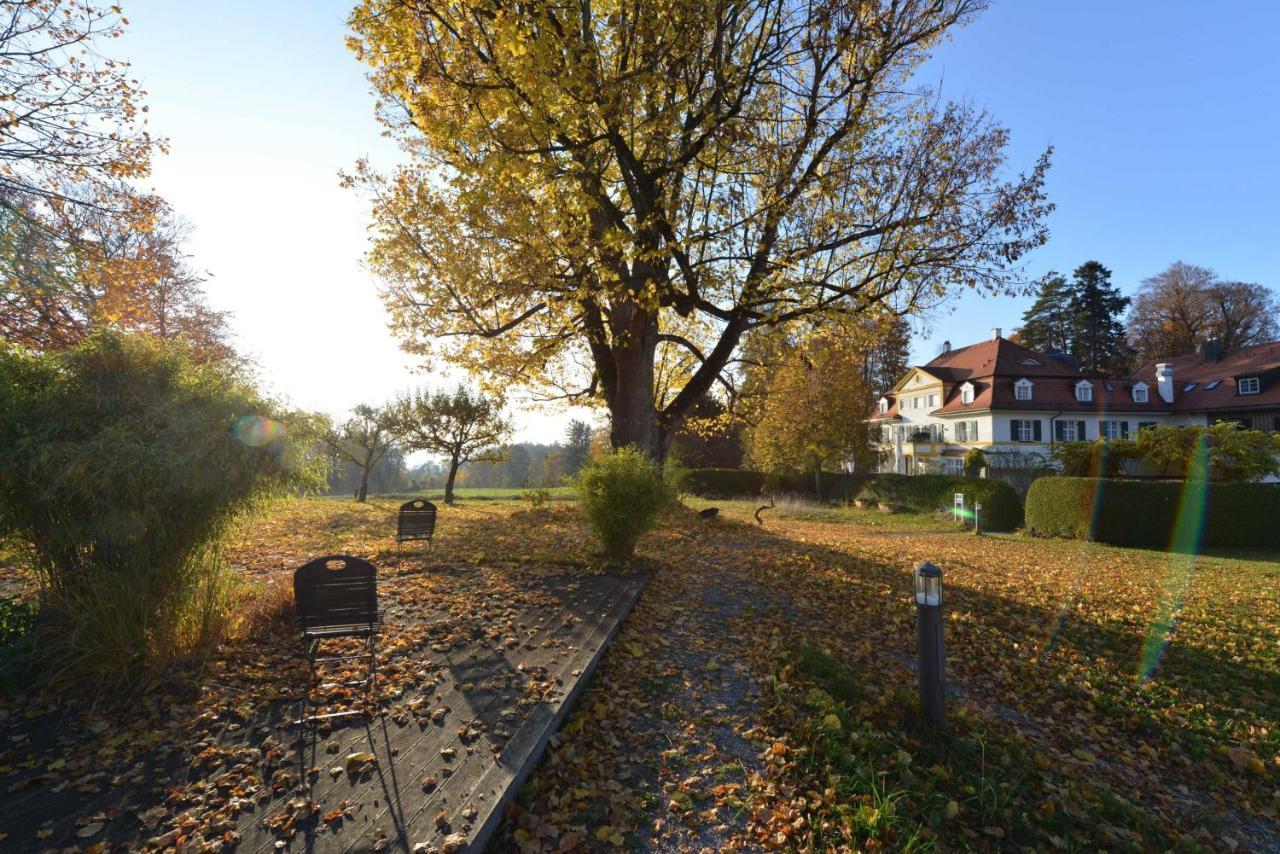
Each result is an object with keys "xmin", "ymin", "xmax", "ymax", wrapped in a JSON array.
[
  {"xmin": 300, "ymin": 638, "xmax": 319, "ymax": 726},
  {"xmin": 365, "ymin": 636, "xmax": 375, "ymax": 711}
]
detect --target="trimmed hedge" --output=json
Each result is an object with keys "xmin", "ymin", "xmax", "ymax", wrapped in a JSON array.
[
  {"xmin": 673, "ymin": 468, "xmax": 765, "ymax": 497},
  {"xmin": 1025, "ymin": 477, "xmax": 1280, "ymax": 549},
  {"xmin": 766, "ymin": 471, "xmax": 869, "ymax": 503},
  {"xmin": 859, "ymin": 474, "xmax": 1023, "ymax": 532},
  {"xmin": 673, "ymin": 468, "xmax": 1023, "ymax": 531},
  {"xmin": 676, "ymin": 468, "xmax": 869, "ymax": 501}
]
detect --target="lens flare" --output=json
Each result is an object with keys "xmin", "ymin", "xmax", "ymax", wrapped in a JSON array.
[
  {"xmin": 1136, "ymin": 434, "xmax": 1209, "ymax": 683},
  {"xmin": 233, "ymin": 414, "xmax": 286, "ymax": 447}
]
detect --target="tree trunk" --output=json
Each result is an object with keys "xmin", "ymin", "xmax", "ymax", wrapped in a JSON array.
[
  {"xmin": 813, "ymin": 461, "xmax": 823, "ymax": 500},
  {"xmin": 444, "ymin": 456, "xmax": 461, "ymax": 505},
  {"xmin": 607, "ymin": 304, "xmax": 665, "ymax": 459},
  {"xmin": 357, "ymin": 466, "xmax": 370, "ymax": 503}
]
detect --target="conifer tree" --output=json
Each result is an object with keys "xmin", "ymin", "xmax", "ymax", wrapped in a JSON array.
[
  {"xmin": 1068, "ymin": 261, "xmax": 1131, "ymax": 375},
  {"xmin": 1014, "ymin": 273, "xmax": 1074, "ymax": 354}
]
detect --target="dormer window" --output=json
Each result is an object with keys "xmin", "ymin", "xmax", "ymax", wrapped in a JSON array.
[
  {"xmin": 1132, "ymin": 382, "xmax": 1149, "ymax": 403},
  {"xmin": 878, "ymin": 397, "xmax": 889, "ymax": 414},
  {"xmin": 1239, "ymin": 377, "xmax": 1260, "ymax": 395},
  {"xmin": 1014, "ymin": 378, "xmax": 1033, "ymax": 401},
  {"xmin": 1075, "ymin": 380, "xmax": 1093, "ymax": 402},
  {"xmin": 960, "ymin": 382, "xmax": 974, "ymax": 405}
]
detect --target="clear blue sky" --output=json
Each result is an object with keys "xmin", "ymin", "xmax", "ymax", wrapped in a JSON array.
[
  {"xmin": 915, "ymin": 1, "xmax": 1280, "ymax": 362},
  {"xmin": 119, "ymin": 1, "xmax": 1280, "ymax": 440}
]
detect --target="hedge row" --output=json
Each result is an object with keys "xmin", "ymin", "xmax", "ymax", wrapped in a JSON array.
[
  {"xmin": 1025, "ymin": 477, "xmax": 1280, "ymax": 549},
  {"xmin": 673, "ymin": 468, "xmax": 870, "ymax": 501},
  {"xmin": 673, "ymin": 468, "xmax": 1022, "ymax": 532},
  {"xmin": 857, "ymin": 473, "xmax": 1023, "ymax": 532},
  {"xmin": 673, "ymin": 468, "xmax": 765, "ymax": 497}
]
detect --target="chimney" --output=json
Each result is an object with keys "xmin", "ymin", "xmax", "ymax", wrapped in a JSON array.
[
  {"xmin": 991, "ymin": 328, "xmax": 1002, "ymax": 340},
  {"xmin": 942, "ymin": 340, "xmax": 951, "ymax": 353},
  {"xmin": 1156, "ymin": 363, "xmax": 1174, "ymax": 403},
  {"xmin": 1202, "ymin": 338, "xmax": 1222, "ymax": 363}
]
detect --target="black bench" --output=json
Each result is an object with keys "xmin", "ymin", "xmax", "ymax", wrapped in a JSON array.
[
  {"xmin": 293, "ymin": 554, "xmax": 382, "ymax": 724},
  {"xmin": 395, "ymin": 499, "xmax": 437, "ymax": 562}
]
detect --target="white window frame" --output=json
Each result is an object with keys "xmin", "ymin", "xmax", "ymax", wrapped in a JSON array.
[
  {"xmin": 912, "ymin": 396, "xmax": 922, "ymax": 409},
  {"xmin": 1014, "ymin": 379, "xmax": 1033, "ymax": 401},
  {"xmin": 1060, "ymin": 421, "xmax": 1078, "ymax": 441},
  {"xmin": 1075, "ymin": 380, "xmax": 1093, "ymax": 402},
  {"xmin": 1132, "ymin": 383, "xmax": 1149, "ymax": 403},
  {"xmin": 943, "ymin": 457, "xmax": 964, "ymax": 476},
  {"xmin": 1239, "ymin": 377, "xmax": 1260, "ymax": 395},
  {"xmin": 968, "ymin": 420, "xmax": 979, "ymax": 442},
  {"xmin": 1102, "ymin": 420, "xmax": 1125, "ymax": 440},
  {"xmin": 1014, "ymin": 420, "xmax": 1035, "ymax": 442},
  {"xmin": 960, "ymin": 383, "xmax": 974, "ymax": 404},
  {"xmin": 878, "ymin": 397, "xmax": 889, "ymax": 414},
  {"xmin": 956, "ymin": 421, "xmax": 968, "ymax": 442}
]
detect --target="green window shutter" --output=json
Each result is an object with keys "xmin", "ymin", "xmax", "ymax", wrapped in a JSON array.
[
  {"xmin": 1054, "ymin": 420, "xmax": 1063, "ymax": 441},
  {"xmin": 1033, "ymin": 420, "xmax": 1042, "ymax": 441},
  {"xmin": 1078, "ymin": 420, "xmax": 1086, "ymax": 439},
  {"xmin": 1010, "ymin": 420, "xmax": 1020, "ymax": 441},
  {"xmin": 971, "ymin": 420, "xmax": 979, "ymax": 440},
  {"xmin": 1120, "ymin": 421, "xmax": 1129, "ymax": 439}
]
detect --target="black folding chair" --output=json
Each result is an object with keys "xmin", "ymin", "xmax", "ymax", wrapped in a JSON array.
[
  {"xmin": 395, "ymin": 499, "xmax": 437, "ymax": 564},
  {"xmin": 293, "ymin": 555, "xmax": 382, "ymax": 725}
]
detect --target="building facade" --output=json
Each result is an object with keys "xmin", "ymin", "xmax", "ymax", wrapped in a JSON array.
[{"xmin": 869, "ymin": 330, "xmax": 1280, "ymax": 476}]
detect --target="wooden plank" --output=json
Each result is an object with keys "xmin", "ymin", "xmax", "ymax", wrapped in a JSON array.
[{"xmin": 229, "ymin": 570, "xmax": 643, "ymax": 854}]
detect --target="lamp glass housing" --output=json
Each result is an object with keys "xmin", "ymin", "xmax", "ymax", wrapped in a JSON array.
[{"xmin": 914, "ymin": 562, "xmax": 943, "ymax": 607}]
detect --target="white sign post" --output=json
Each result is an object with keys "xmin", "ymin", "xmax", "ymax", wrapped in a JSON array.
[{"xmin": 953, "ymin": 493, "xmax": 964, "ymax": 524}]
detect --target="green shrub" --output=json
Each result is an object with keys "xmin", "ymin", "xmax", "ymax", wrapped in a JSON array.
[
  {"xmin": 1025, "ymin": 477, "xmax": 1280, "ymax": 549},
  {"xmin": 963, "ymin": 448, "xmax": 987, "ymax": 478},
  {"xmin": 0, "ymin": 333, "xmax": 324, "ymax": 693},
  {"xmin": 673, "ymin": 467, "xmax": 764, "ymax": 498},
  {"xmin": 858, "ymin": 474, "xmax": 1023, "ymax": 531},
  {"xmin": 0, "ymin": 596, "xmax": 36, "ymax": 693},
  {"xmin": 522, "ymin": 487, "xmax": 551, "ymax": 509},
  {"xmin": 575, "ymin": 447, "xmax": 670, "ymax": 560}
]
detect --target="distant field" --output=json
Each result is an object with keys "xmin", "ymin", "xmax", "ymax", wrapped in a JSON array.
[{"xmin": 339, "ymin": 486, "xmax": 577, "ymax": 502}]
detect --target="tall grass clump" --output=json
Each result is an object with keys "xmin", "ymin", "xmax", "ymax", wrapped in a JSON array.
[
  {"xmin": 575, "ymin": 446, "xmax": 669, "ymax": 561},
  {"xmin": 0, "ymin": 333, "xmax": 324, "ymax": 693}
]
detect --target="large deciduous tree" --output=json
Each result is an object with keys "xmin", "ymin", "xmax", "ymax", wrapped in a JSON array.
[
  {"xmin": 392, "ymin": 386, "xmax": 510, "ymax": 504},
  {"xmin": 0, "ymin": 2, "xmax": 159, "ymax": 206},
  {"xmin": 1127, "ymin": 262, "xmax": 1278, "ymax": 363},
  {"xmin": 745, "ymin": 326, "xmax": 879, "ymax": 487},
  {"xmin": 346, "ymin": 0, "xmax": 1051, "ymax": 460},
  {"xmin": 326, "ymin": 403, "xmax": 400, "ymax": 502},
  {"xmin": 1, "ymin": 194, "xmax": 232, "ymax": 359}
]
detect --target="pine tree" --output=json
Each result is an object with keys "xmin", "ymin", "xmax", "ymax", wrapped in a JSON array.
[
  {"xmin": 862, "ymin": 315, "xmax": 911, "ymax": 394},
  {"xmin": 1014, "ymin": 273, "xmax": 1074, "ymax": 353},
  {"xmin": 1068, "ymin": 261, "xmax": 1131, "ymax": 375},
  {"xmin": 562, "ymin": 420, "xmax": 593, "ymax": 476}
]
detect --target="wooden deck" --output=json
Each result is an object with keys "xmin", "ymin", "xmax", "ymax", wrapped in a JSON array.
[
  {"xmin": 243, "ymin": 570, "xmax": 645, "ymax": 854},
  {"xmin": 0, "ymin": 567, "xmax": 646, "ymax": 854}
]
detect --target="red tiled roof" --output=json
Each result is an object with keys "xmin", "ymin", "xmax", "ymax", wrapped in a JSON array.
[
  {"xmin": 1130, "ymin": 341, "xmax": 1280, "ymax": 412},
  {"xmin": 874, "ymin": 336, "xmax": 1280, "ymax": 417}
]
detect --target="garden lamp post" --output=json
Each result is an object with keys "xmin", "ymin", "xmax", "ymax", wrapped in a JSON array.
[{"xmin": 914, "ymin": 561, "xmax": 946, "ymax": 728}]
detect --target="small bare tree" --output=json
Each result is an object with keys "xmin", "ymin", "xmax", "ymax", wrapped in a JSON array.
[
  {"xmin": 392, "ymin": 386, "xmax": 510, "ymax": 505},
  {"xmin": 326, "ymin": 404, "xmax": 399, "ymax": 502}
]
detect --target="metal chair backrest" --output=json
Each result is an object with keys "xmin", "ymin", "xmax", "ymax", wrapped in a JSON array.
[
  {"xmin": 294, "ymin": 555, "xmax": 378, "ymax": 635},
  {"xmin": 396, "ymin": 499, "xmax": 437, "ymax": 543}
]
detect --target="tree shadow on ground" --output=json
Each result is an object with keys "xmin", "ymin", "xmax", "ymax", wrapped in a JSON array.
[{"xmin": 659, "ymin": 508, "xmax": 1279, "ymax": 842}]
